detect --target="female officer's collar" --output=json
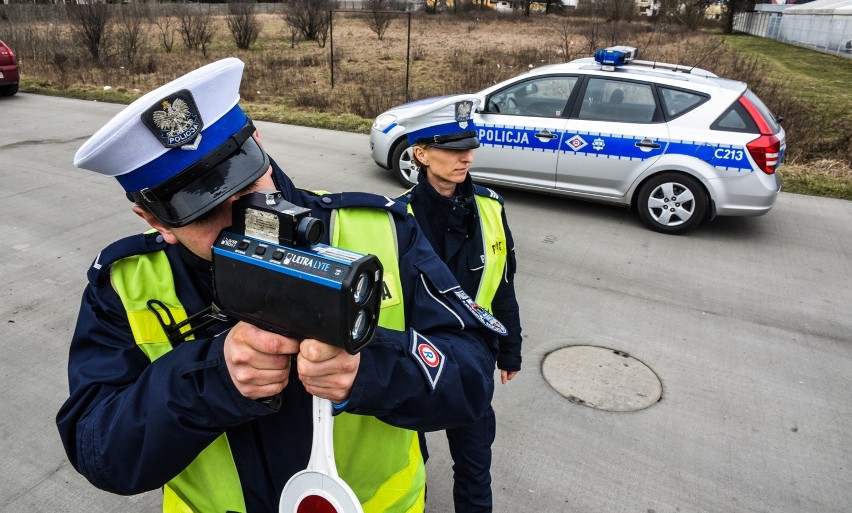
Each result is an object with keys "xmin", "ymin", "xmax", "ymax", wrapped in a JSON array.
[{"xmin": 419, "ymin": 169, "xmax": 474, "ymax": 202}]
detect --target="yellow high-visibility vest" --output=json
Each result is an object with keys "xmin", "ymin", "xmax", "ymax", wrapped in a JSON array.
[{"xmin": 110, "ymin": 206, "xmax": 426, "ymax": 513}]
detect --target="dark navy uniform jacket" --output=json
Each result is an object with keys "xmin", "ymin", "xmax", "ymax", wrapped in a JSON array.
[
  {"xmin": 55, "ymin": 160, "xmax": 499, "ymax": 512},
  {"xmin": 401, "ymin": 171, "xmax": 522, "ymax": 372}
]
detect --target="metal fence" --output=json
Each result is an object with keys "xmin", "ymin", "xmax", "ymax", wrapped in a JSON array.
[
  {"xmin": 147, "ymin": 1, "xmax": 420, "ymax": 15},
  {"xmin": 734, "ymin": 10, "xmax": 852, "ymax": 58}
]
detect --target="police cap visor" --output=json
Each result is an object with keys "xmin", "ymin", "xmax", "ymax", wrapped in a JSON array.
[
  {"xmin": 130, "ymin": 132, "xmax": 270, "ymax": 228},
  {"xmin": 416, "ymin": 130, "xmax": 480, "ymax": 150}
]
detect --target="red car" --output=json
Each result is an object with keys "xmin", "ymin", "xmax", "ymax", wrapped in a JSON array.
[{"xmin": 0, "ymin": 39, "xmax": 19, "ymax": 96}]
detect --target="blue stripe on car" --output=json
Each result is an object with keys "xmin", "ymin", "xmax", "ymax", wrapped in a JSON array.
[{"xmin": 477, "ymin": 124, "xmax": 754, "ymax": 172}]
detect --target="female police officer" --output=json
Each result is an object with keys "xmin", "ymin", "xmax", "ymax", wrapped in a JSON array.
[
  {"xmin": 396, "ymin": 97, "xmax": 523, "ymax": 513},
  {"xmin": 55, "ymin": 59, "xmax": 504, "ymax": 513}
]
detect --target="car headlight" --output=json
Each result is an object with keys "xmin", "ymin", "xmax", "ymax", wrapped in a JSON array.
[{"xmin": 372, "ymin": 113, "xmax": 398, "ymax": 132}]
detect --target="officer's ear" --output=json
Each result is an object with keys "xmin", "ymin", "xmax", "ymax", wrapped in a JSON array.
[
  {"xmin": 412, "ymin": 145, "xmax": 429, "ymax": 167},
  {"xmin": 131, "ymin": 204, "xmax": 179, "ymax": 245}
]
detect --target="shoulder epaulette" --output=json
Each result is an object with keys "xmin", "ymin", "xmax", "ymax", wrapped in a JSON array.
[
  {"xmin": 306, "ymin": 191, "xmax": 409, "ymax": 217},
  {"xmin": 473, "ymin": 184, "xmax": 505, "ymax": 205},
  {"xmin": 87, "ymin": 231, "xmax": 169, "ymax": 286}
]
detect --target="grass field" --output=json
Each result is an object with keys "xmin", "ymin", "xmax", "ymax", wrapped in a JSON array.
[
  {"xmin": 717, "ymin": 34, "xmax": 852, "ymax": 200},
  {"xmin": 719, "ymin": 34, "xmax": 852, "ymax": 124}
]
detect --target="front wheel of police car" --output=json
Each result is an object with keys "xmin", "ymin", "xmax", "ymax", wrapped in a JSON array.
[
  {"xmin": 636, "ymin": 172, "xmax": 709, "ymax": 235},
  {"xmin": 391, "ymin": 141, "xmax": 419, "ymax": 188}
]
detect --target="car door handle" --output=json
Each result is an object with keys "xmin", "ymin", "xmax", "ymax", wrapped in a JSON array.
[
  {"xmin": 635, "ymin": 138, "xmax": 661, "ymax": 149},
  {"xmin": 535, "ymin": 130, "xmax": 558, "ymax": 140}
]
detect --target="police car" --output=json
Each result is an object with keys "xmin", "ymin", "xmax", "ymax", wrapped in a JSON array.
[{"xmin": 370, "ymin": 46, "xmax": 785, "ymax": 234}]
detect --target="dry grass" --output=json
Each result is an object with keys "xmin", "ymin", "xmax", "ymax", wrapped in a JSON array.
[
  {"xmin": 9, "ymin": 12, "xmax": 726, "ymax": 117},
  {"xmin": 779, "ymin": 160, "xmax": 852, "ymax": 200},
  {"xmin": 4, "ymin": 8, "xmax": 850, "ymax": 199}
]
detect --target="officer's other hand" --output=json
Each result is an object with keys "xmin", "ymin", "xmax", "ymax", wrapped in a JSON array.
[
  {"xmin": 298, "ymin": 339, "xmax": 360, "ymax": 403},
  {"xmin": 501, "ymin": 369, "xmax": 519, "ymax": 385},
  {"xmin": 224, "ymin": 322, "xmax": 300, "ymax": 400}
]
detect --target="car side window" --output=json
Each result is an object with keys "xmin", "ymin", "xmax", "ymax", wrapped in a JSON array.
[
  {"xmin": 578, "ymin": 78, "xmax": 656, "ymax": 123},
  {"xmin": 659, "ymin": 87, "xmax": 707, "ymax": 119},
  {"xmin": 711, "ymin": 102, "xmax": 759, "ymax": 133},
  {"xmin": 486, "ymin": 76, "xmax": 577, "ymax": 118}
]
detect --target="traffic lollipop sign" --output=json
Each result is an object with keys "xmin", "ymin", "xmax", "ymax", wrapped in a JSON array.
[{"xmin": 279, "ymin": 396, "xmax": 363, "ymax": 513}]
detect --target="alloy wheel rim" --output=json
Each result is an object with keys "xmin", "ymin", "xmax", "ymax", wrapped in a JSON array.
[{"xmin": 646, "ymin": 182, "xmax": 695, "ymax": 227}]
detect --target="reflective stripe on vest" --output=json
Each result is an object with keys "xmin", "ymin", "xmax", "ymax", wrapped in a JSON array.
[
  {"xmin": 111, "ymin": 250, "xmax": 247, "ymax": 513},
  {"xmin": 330, "ymin": 207, "xmax": 426, "ymax": 513},
  {"xmin": 405, "ymin": 195, "xmax": 507, "ymax": 312},
  {"xmin": 472, "ymin": 195, "xmax": 507, "ymax": 313}
]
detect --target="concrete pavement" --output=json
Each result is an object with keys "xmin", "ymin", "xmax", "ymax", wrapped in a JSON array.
[{"xmin": 1, "ymin": 93, "xmax": 850, "ymax": 513}]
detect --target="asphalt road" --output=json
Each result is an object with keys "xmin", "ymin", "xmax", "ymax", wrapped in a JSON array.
[{"xmin": 1, "ymin": 93, "xmax": 850, "ymax": 513}]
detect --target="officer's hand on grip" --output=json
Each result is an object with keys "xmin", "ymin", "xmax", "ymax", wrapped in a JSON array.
[
  {"xmin": 298, "ymin": 339, "xmax": 360, "ymax": 403},
  {"xmin": 224, "ymin": 321, "xmax": 301, "ymax": 400}
]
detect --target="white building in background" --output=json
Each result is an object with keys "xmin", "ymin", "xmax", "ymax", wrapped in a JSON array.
[
  {"xmin": 490, "ymin": 0, "xmax": 578, "ymax": 12},
  {"xmin": 636, "ymin": 0, "xmax": 660, "ymax": 16},
  {"xmin": 778, "ymin": 0, "xmax": 852, "ymax": 53},
  {"xmin": 490, "ymin": 0, "xmax": 660, "ymax": 13},
  {"xmin": 735, "ymin": 0, "xmax": 852, "ymax": 57}
]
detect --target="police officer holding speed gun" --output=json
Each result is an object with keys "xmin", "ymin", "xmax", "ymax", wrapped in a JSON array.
[
  {"xmin": 396, "ymin": 97, "xmax": 523, "ymax": 513},
  {"xmin": 55, "ymin": 58, "xmax": 505, "ymax": 513}
]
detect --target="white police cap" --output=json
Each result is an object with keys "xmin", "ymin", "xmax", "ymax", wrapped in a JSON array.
[
  {"xmin": 400, "ymin": 94, "xmax": 481, "ymax": 150},
  {"xmin": 73, "ymin": 58, "xmax": 270, "ymax": 227}
]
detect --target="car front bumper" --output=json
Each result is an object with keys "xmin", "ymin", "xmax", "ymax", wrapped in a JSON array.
[{"xmin": 370, "ymin": 125, "xmax": 403, "ymax": 170}]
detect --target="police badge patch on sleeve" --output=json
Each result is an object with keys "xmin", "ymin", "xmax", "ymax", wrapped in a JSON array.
[
  {"xmin": 452, "ymin": 289, "xmax": 508, "ymax": 336},
  {"xmin": 410, "ymin": 330, "xmax": 445, "ymax": 391}
]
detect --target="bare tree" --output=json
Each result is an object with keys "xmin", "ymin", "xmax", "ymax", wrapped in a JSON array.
[
  {"xmin": 724, "ymin": 0, "xmax": 754, "ymax": 34},
  {"xmin": 66, "ymin": 1, "xmax": 111, "ymax": 62},
  {"xmin": 363, "ymin": 0, "xmax": 395, "ymax": 41},
  {"xmin": 286, "ymin": 22, "xmax": 302, "ymax": 49},
  {"xmin": 116, "ymin": 3, "xmax": 149, "ymax": 68},
  {"xmin": 176, "ymin": 1, "xmax": 217, "ymax": 57},
  {"xmin": 659, "ymin": 0, "xmax": 707, "ymax": 31},
  {"xmin": 580, "ymin": 20, "xmax": 603, "ymax": 55},
  {"xmin": 226, "ymin": 0, "xmax": 262, "ymax": 50},
  {"xmin": 599, "ymin": 0, "xmax": 635, "ymax": 22},
  {"xmin": 281, "ymin": 0, "xmax": 331, "ymax": 48},
  {"xmin": 555, "ymin": 18, "xmax": 579, "ymax": 62},
  {"xmin": 544, "ymin": 0, "xmax": 567, "ymax": 13},
  {"xmin": 152, "ymin": 7, "xmax": 177, "ymax": 53},
  {"xmin": 422, "ymin": 0, "xmax": 440, "ymax": 14}
]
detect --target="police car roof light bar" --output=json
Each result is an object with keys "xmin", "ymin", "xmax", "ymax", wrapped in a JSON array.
[{"xmin": 594, "ymin": 46, "xmax": 637, "ymax": 71}]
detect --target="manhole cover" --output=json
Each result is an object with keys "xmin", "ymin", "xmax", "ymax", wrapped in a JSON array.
[{"xmin": 542, "ymin": 345, "xmax": 662, "ymax": 412}]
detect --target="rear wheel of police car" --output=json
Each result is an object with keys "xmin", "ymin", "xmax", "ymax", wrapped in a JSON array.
[
  {"xmin": 392, "ymin": 141, "xmax": 419, "ymax": 188},
  {"xmin": 636, "ymin": 172, "xmax": 708, "ymax": 235}
]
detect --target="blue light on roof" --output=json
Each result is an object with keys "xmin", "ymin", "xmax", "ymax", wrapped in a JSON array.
[
  {"xmin": 594, "ymin": 49, "xmax": 628, "ymax": 66},
  {"xmin": 594, "ymin": 46, "xmax": 638, "ymax": 68}
]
